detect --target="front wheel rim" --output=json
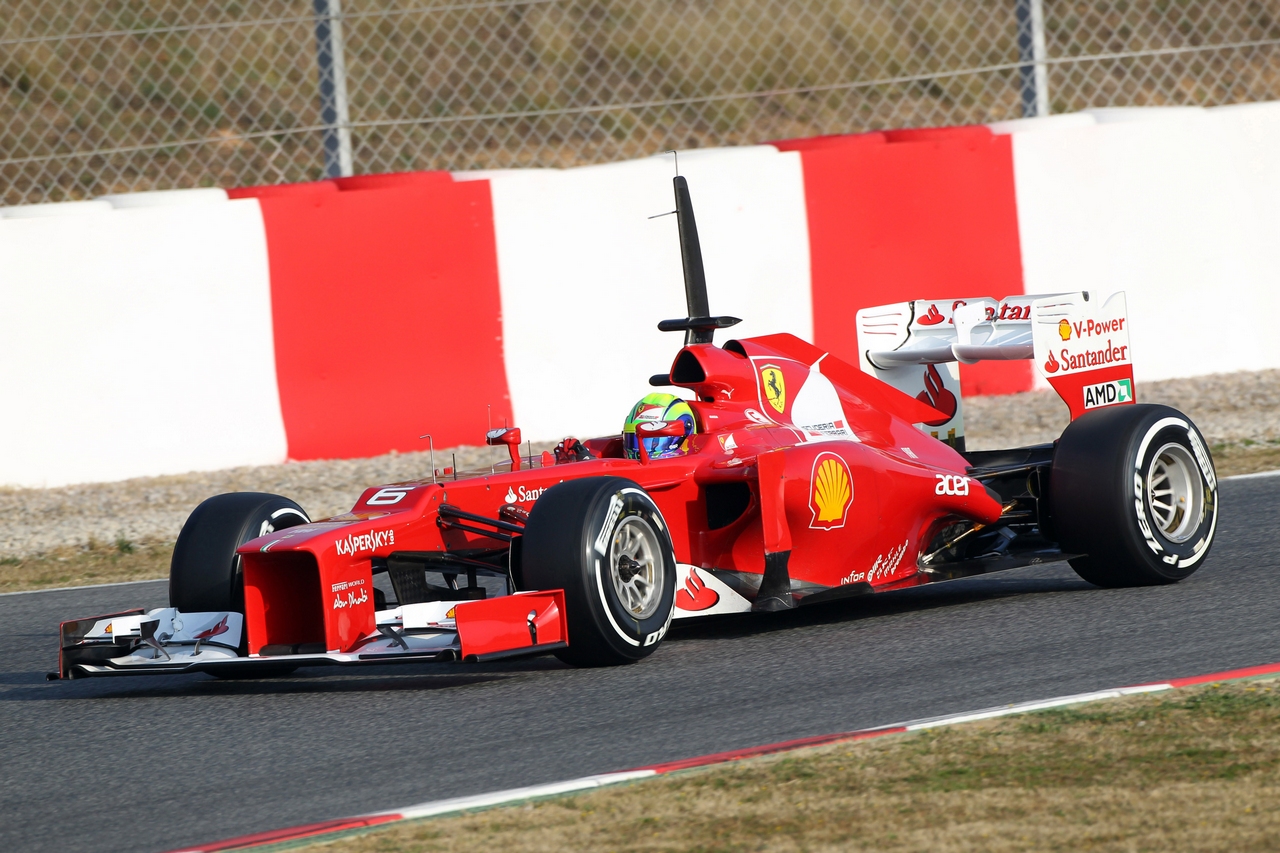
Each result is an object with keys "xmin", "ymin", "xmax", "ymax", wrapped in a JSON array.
[
  {"xmin": 1146, "ymin": 442, "xmax": 1204, "ymax": 544},
  {"xmin": 608, "ymin": 516, "xmax": 663, "ymax": 619}
]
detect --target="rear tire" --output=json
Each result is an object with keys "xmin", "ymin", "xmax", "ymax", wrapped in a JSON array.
[
  {"xmin": 170, "ymin": 493, "xmax": 310, "ymax": 613},
  {"xmin": 1050, "ymin": 404, "xmax": 1217, "ymax": 587},
  {"xmin": 522, "ymin": 477, "xmax": 676, "ymax": 667}
]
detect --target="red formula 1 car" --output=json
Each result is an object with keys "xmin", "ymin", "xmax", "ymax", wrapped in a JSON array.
[{"xmin": 54, "ymin": 177, "xmax": 1219, "ymax": 678}]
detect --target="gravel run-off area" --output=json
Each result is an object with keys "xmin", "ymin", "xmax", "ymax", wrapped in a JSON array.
[{"xmin": 2, "ymin": 369, "xmax": 1276, "ymax": 559}]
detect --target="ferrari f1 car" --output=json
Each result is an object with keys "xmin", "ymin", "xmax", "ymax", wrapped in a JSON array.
[{"xmin": 53, "ymin": 175, "xmax": 1219, "ymax": 679}]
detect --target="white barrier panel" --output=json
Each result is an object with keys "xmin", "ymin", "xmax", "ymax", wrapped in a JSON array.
[
  {"xmin": 486, "ymin": 146, "xmax": 812, "ymax": 442},
  {"xmin": 1008, "ymin": 103, "xmax": 1280, "ymax": 385},
  {"xmin": 99, "ymin": 188, "xmax": 230, "ymax": 208},
  {"xmin": 0, "ymin": 200, "xmax": 115, "ymax": 219},
  {"xmin": 0, "ymin": 198, "xmax": 286, "ymax": 487}
]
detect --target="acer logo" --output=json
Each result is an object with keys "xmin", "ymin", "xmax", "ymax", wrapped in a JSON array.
[{"xmin": 935, "ymin": 474, "xmax": 970, "ymax": 496}]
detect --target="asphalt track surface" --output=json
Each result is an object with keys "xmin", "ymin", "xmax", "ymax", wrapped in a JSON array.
[{"xmin": 2, "ymin": 474, "xmax": 1277, "ymax": 853}]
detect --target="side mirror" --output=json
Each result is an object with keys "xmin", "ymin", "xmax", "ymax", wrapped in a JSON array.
[{"xmin": 486, "ymin": 427, "xmax": 523, "ymax": 472}]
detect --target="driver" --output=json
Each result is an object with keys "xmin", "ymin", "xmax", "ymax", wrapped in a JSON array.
[{"xmin": 622, "ymin": 393, "xmax": 697, "ymax": 459}]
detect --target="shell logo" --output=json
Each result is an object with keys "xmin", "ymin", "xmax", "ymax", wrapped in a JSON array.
[
  {"xmin": 808, "ymin": 452, "xmax": 854, "ymax": 530},
  {"xmin": 1058, "ymin": 319, "xmax": 1071, "ymax": 341}
]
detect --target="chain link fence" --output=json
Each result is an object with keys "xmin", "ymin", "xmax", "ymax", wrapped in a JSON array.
[{"xmin": 4, "ymin": 1, "xmax": 1280, "ymax": 205}]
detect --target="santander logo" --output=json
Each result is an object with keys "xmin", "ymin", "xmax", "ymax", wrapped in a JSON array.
[
  {"xmin": 1044, "ymin": 349, "xmax": 1060, "ymax": 374},
  {"xmin": 915, "ymin": 363, "xmax": 957, "ymax": 426},
  {"xmin": 675, "ymin": 567, "xmax": 719, "ymax": 612},
  {"xmin": 917, "ymin": 304, "xmax": 945, "ymax": 326},
  {"xmin": 504, "ymin": 485, "xmax": 547, "ymax": 504}
]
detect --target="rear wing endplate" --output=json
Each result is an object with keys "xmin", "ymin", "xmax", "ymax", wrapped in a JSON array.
[{"xmin": 855, "ymin": 292, "xmax": 1135, "ymax": 447}]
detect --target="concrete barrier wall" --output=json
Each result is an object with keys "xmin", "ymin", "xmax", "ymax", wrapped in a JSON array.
[
  {"xmin": 0, "ymin": 192, "xmax": 286, "ymax": 487},
  {"xmin": 481, "ymin": 146, "xmax": 813, "ymax": 441},
  {"xmin": 228, "ymin": 172, "xmax": 509, "ymax": 460},
  {"xmin": 1005, "ymin": 103, "xmax": 1280, "ymax": 384},
  {"xmin": 2, "ymin": 101, "xmax": 1277, "ymax": 486}
]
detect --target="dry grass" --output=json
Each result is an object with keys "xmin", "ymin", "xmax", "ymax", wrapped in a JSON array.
[
  {"xmin": 0, "ymin": 538, "xmax": 171, "ymax": 593},
  {"xmin": 5, "ymin": 1, "xmax": 1280, "ymax": 203},
  {"xmin": 1214, "ymin": 443, "xmax": 1280, "ymax": 479},
  {"xmin": 292, "ymin": 681, "xmax": 1280, "ymax": 853}
]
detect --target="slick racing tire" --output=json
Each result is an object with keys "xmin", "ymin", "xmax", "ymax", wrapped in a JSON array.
[
  {"xmin": 522, "ymin": 477, "xmax": 676, "ymax": 667},
  {"xmin": 1050, "ymin": 404, "xmax": 1217, "ymax": 588},
  {"xmin": 170, "ymin": 493, "xmax": 310, "ymax": 614}
]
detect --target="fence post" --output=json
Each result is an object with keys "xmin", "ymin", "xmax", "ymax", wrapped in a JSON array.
[
  {"xmin": 313, "ymin": 0, "xmax": 353, "ymax": 178},
  {"xmin": 1016, "ymin": 0, "xmax": 1049, "ymax": 117}
]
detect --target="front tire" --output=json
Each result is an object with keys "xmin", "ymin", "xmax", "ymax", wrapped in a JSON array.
[
  {"xmin": 1050, "ymin": 404, "xmax": 1217, "ymax": 587},
  {"xmin": 170, "ymin": 492, "xmax": 310, "ymax": 613},
  {"xmin": 522, "ymin": 477, "xmax": 676, "ymax": 667}
]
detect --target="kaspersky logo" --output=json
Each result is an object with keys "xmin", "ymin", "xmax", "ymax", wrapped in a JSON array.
[{"xmin": 1083, "ymin": 378, "xmax": 1133, "ymax": 410}]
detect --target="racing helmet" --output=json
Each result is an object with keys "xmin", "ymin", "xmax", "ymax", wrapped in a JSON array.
[{"xmin": 623, "ymin": 393, "xmax": 696, "ymax": 460}]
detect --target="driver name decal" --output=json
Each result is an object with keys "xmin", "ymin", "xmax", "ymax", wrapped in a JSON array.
[{"xmin": 808, "ymin": 452, "xmax": 854, "ymax": 530}]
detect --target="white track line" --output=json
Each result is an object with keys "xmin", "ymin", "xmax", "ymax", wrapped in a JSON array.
[
  {"xmin": 902, "ymin": 684, "xmax": 1171, "ymax": 730},
  {"xmin": 384, "ymin": 771, "xmax": 659, "ymax": 821},
  {"xmin": 0, "ymin": 576, "xmax": 165, "ymax": 597},
  {"xmin": 370, "ymin": 685, "xmax": 1180, "ymax": 822},
  {"xmin": 1225, "ymin": 468, "xmax": 1280, "ymax": 481},
  {"xmin": 169, "ymin": 663, "xmax": 1280, "ymax": 852}
]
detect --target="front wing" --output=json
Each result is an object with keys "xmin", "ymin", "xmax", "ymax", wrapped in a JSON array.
[{"xmin": 54, "ymin": 590, "xmax": 567, "ymax": 680}]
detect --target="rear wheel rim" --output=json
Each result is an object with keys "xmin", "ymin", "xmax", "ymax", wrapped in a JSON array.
[
  {"xmin": 609, "ymin": 516, "xmax": 663, "ymax": 619},
  {"xmin": 1146, "ymin": 442, "xmax": 1204, "ymax": 544}
]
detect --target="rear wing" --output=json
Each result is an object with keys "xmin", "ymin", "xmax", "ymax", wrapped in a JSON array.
[{"xmin": 855, "ymin": 292, "xmax": 1135, "ymax": 449}]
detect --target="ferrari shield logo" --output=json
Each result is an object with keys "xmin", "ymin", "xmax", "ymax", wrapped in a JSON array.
[
  {"xmin": 760, "ymin": 365, "xmax": 786, "ymax": 414},
  {"xmin": 809, "ymin": 452, "xmax": 853, "ymax": 530}
]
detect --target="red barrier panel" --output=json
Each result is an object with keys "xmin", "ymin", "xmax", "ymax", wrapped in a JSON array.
[
  {"xmin": 237, "ymin": 173, "xmax": 511, "ymax": 460},
  {"xmin": 776, "ymin": 128, "xmax": 1032, "ymax": 396}
]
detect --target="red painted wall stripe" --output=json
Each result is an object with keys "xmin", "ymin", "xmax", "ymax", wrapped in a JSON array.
[
  {"xmin": 775, "ymin": 127, "xmax": 1032, "ymax": 396},
  {"xmin": 230, "ymin": 173, "xmax": 511, "ymax": 460}
]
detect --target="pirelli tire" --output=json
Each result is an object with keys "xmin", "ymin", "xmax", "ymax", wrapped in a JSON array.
[
  {"xmin": 1050, "ymin": 403, "xmax": 1218, "ymax": 588},
  {"xmin": 170, "ymin": 492, "xmax": 311, "ymax": 614},
  {"xmin": 521, "ymin": 477, "xmax": 677, "ymax": 667}
]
